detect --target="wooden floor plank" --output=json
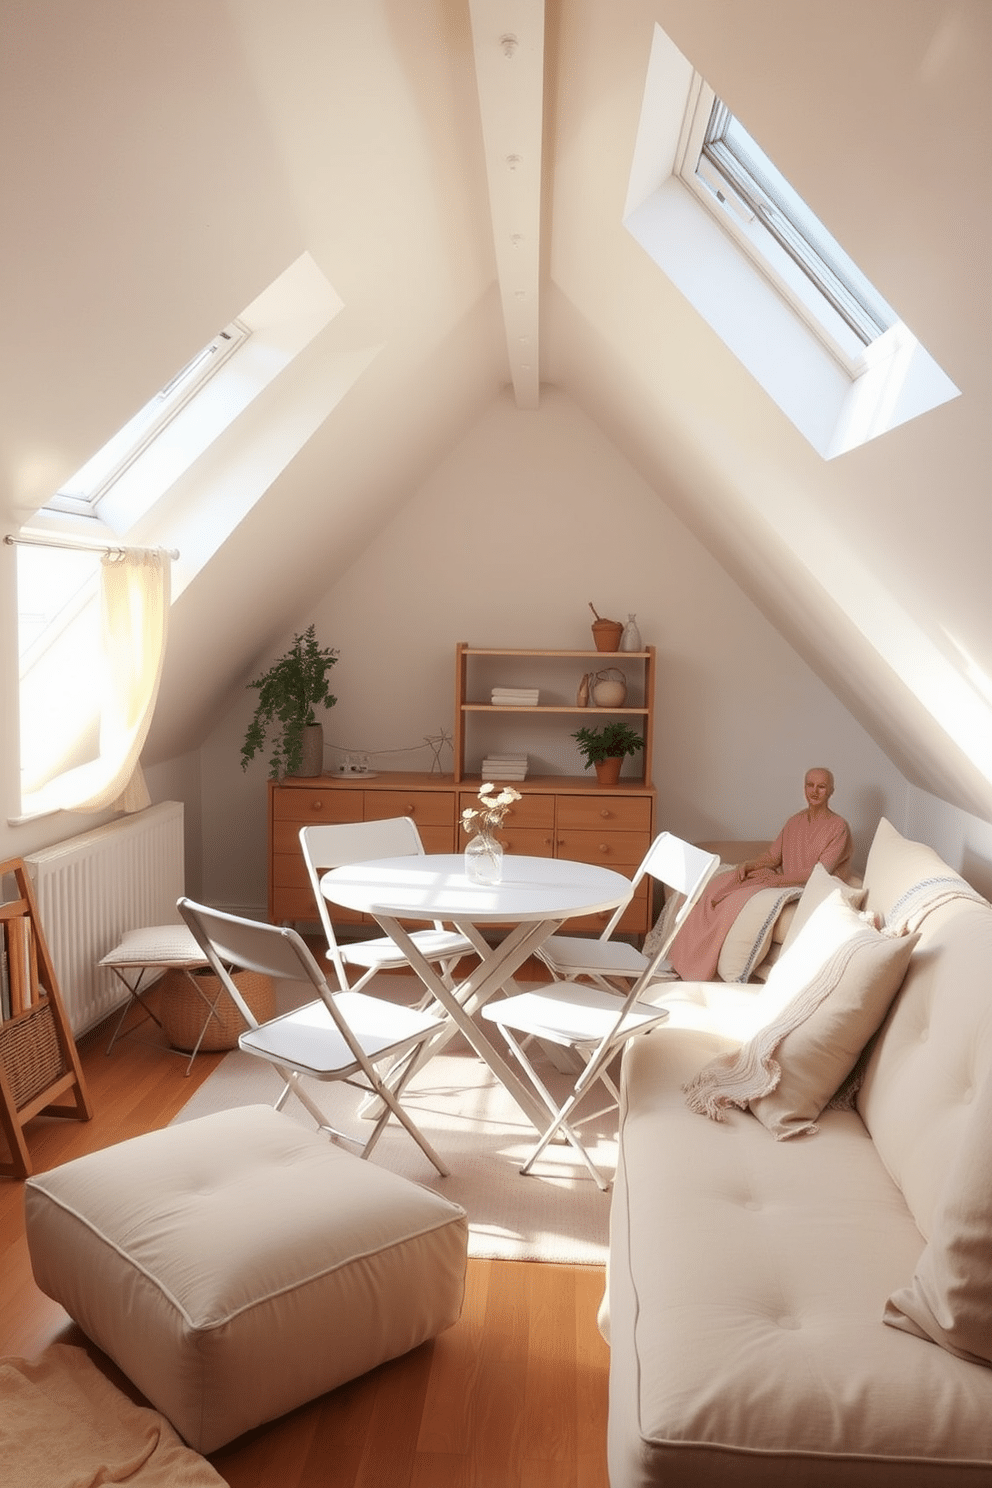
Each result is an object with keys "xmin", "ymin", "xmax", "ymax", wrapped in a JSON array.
[
  {"xmin": 525, "ymin": 1262, "xmax": 577, "ymax": 1465},
  {"xmin": 416, "ymin": 1254, "xmax": 490, "ymax": 1456}
]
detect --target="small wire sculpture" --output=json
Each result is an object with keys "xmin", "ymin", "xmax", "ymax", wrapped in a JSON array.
[{"xmin": 424, "ymin": 728, "xmax": 453, "ymax": 774}]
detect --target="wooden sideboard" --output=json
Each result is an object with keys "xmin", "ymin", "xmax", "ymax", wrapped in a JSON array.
[{"xmin": 268, "ymin": 771, "xmax": 656, "ymax": 934}]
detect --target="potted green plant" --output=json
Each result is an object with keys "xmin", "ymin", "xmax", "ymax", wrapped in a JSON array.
[
  {"xmin": 240, "ymin": 625, "xmax": 338, "ymax": 778},
  {"xmin": 571, "ymin": 719, "xmax": 644, "ymax": 786}
]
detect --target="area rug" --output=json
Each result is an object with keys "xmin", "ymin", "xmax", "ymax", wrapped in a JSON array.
[
  {"xmin": 171, "ymin": 976, "xmax": 617, "ymax": 1265},
  {"xmin": 0, "ymin": 1343, "xmax": 223, "ymax": 1487}
]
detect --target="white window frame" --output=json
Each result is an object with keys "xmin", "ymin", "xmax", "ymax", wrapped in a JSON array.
[
  {"xmin": 47, "ymin": 321, "xmax": 250, "ymax": 520},
  {"xmin": 623, "ymin": 25, "xmax": 960, "ymax": 459},
  {"xmin": 674, "ymin": 77, "xmax": 895, "ymax": 377}
]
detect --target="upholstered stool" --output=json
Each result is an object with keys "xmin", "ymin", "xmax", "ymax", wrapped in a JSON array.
[
  {"xmin": 24, "ymin": 1105, "xmax": 468, "ymax": 1452},
  {"xmin": 98, "ymin": 925, "xmax": 275, "ymax": 1069}
]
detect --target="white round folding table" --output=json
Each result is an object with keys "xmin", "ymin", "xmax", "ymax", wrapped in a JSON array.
[{"xmin": 320, "ymin": 853, "xmax": 632, "ymax": 1134}]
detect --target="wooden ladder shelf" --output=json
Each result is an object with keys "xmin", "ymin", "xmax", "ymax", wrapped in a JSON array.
[{"xmin": 0, "ymin": 858, "xmax": 92, "ymax": 1179}]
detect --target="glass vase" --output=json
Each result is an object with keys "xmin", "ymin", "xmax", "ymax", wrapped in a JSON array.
[{"xmin": 464, "ymin": 831, "xmax": 504, "ymax": 885}]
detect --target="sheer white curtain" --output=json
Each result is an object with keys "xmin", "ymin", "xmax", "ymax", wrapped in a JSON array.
[{"xmin": 22, "ymin": 548, "xmax": 170, "ymax": 816}]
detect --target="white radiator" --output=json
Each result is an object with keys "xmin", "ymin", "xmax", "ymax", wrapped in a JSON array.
[{"xmin": 24, "ymin": 801, "xmax": 186, "ymax": 1035}]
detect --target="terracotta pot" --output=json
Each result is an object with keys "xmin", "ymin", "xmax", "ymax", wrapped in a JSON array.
[
  {"xmin": 593, "ymin": 755, "xmax": 623, "ymax": 787},
  {"xmin": 591, "ymin": 618, "xmax": 623, "ymax": 652}
]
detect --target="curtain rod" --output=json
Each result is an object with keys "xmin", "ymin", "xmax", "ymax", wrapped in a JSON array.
[{"xmin": 4, "ymin": 532, "xmax": 179, "ymax": 560}]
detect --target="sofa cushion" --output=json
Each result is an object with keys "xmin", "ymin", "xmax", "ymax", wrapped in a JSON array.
[
  {"xmin": 862, "ymin": 816, "xmax": 970, "ymax": 921},
  {"xmin": 885, "ymin": 1066, "xmax": 992, "ymax": 1366},
  {"xmin": 609, "ymin": 1030, "xmax": 992, "ymax": 1485},
  {"xmin": 685, "ymin": 891, "xmax": 918, "ymax": 1138},
  {"xmin": 856, "ymin": 822, "xmax": 992, "ymax": 1239}
]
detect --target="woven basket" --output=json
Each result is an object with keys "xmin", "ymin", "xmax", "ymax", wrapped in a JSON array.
[
  {"xmin": 159, "ymin": 968, "xmax": 276, "ymax": 1053},
  {"xmin": 0, "ymin": 1001, "xmax": 67, "ymax": 1110}
]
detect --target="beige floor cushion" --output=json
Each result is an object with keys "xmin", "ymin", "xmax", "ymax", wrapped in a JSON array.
[{"xmin": 24, "ymin": 1105, "xmax": 468, "ymax": 1453}]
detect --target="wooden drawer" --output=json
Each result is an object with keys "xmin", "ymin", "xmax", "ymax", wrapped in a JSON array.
[
  {"xmin": 555, "ymin": 795, "xmax": 652, "ymax": 831},
  {"xmin": 458, "ymin": 792, "xmax": 555, "ymax": 830},
  {"xmin": 271, "ymin": 788, "xmax": 364, "ymax": 825},
  {"xmin": 555, "ymin": 828, "xmax": 646, "ymax": 872},
  {"xmin": 499, "ymin": 828, "xmax": 555, "ymax": 857},
  {"xmin": 364, "ymin": 790, "xmax": 454, "ymax": 827},
  {"xmin": 567, "ymin": 884, "xmax": 648, "ymax": 934},
  {"xmin": 273, "ymin": 883, "xmax": 362, "ymax": 925},
  {"xmin": 418, "ymin": 824, "xmax": 455, "ymax": 854}
]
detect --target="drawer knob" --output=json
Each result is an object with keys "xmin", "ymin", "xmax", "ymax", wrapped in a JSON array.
[
  {"xmin": 312, "ymin": 799, "xmax": 323, "ymax": 810},
  {"xmin": 600, "ymin": 808, "xmax": 612, "ymax": 819},
  {"xmin": 599, "ymin": 843, "xmax": 609, "ymax": 854}
]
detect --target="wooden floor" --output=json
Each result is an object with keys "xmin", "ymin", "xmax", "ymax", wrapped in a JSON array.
[{"xmin": 0, "ymin": 977, "xmax": 612, "ymax": 1487}]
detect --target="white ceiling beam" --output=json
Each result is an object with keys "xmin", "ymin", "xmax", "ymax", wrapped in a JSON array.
[{"xmin": 468, "ymin": 0, "xmax": 544, "ymax": 410}]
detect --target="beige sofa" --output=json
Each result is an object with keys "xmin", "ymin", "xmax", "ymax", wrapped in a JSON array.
[{"xmin": 604, "ymin": 818, "xmax": 992, "ymax": 1485}]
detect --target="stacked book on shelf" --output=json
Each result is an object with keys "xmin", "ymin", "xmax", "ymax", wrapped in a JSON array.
[
  {"xmin": 1, "ymin": 912, "xmax": 38, "ymax": 1023},
  {"xmin": 491, "ymin": 687, "xmax": 540, "ymax": 706},
  {"xmin": 481, "ymin": 754, "xmax": 529, "ymax": 781}
]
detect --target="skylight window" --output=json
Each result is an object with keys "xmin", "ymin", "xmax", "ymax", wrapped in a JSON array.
[
  {"xmin": 47, "ymin": 320, "xmax": 250, "ymax": 519},
  {"xmin": 695, "ymin": 99, "xmax": 896, "ymax": 353},
  {"xmin": 624, "ymin": 25, "xmax": 960, "ymax": 458}
]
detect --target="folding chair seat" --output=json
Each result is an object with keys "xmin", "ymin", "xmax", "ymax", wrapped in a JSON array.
[
  {"xmin": 178, "ymin": 898, "xmax": 451, "ymax": 1176},
  {"xmin": 300, "ymin": 818, "xmax": 475, "ymax": 997},
  {"xmin": 481, "ymin": 833, "xmax": 719, "ymax": 1189},
  {"xmin": 536, "ymin": 832, "xmax": 719, "ymax": 992}
]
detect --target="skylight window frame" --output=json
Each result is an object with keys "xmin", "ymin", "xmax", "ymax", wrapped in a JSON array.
[
  {"xmin": 47, "ymin": 319, "xmax": 250, "ymax": 519},
  {"xmin": 674, "ymin": 78, "xmax": 895, "ymax": 375}
]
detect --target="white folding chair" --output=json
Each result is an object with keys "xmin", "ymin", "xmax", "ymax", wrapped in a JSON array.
[
  {"xmin": 300, "ymin": 818, "xmax": 475, "ymax": 998},
  {"xmin": 178, "ymin": 897, "xmax": 451, "ymax": 1177},
  {"xmin": 535, "ymin": 833, "xmax": 719, "ymax": 992},
  {"xmin": 481, "ymin": 834, "xmax": 719, "ymax": 1189}
]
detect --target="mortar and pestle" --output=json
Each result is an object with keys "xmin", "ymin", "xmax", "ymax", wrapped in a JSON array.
[{"xmin": 588, "ymin": 602, "xmax": 623, "ymax": 652}]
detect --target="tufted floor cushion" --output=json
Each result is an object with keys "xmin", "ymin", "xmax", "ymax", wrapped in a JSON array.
[{"xmin": 24, "ymin": 1105, "xmax": 468, "ymax": 1453}]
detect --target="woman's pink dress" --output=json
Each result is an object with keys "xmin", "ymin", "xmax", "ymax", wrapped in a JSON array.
[{"xmin": 669, "ymin": 809, "xmax": 853, "ymax": 982}]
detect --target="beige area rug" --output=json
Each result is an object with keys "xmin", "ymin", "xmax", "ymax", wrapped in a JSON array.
[
  {"xmin": 171, "ymin": 976, "xmax": 617, "ymax": 1266},
  {"xmin": 0, "ymin": 1343, "xmax": 223, "ymax": 1487}
]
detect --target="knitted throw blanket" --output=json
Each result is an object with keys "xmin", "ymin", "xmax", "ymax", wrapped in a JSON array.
[
  {"xmin": 682, "ymin": 924, "xmax": 887, "ymax": 1125},
  {"xmin": 884, "ymin": 875, "xmax": 989, "ymax": 935}
]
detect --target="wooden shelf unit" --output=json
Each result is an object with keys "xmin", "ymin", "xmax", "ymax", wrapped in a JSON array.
[
  {"xmin": 0, "ymin": 859, "xmax": 92, "ymax": 1179},
  {"xmin": 266, "ymin": 644, "xmax": 658, "ymax": 938},
  {"xmin": 453, "ymin": 642, "xmax": 655, "ymax": 786}
]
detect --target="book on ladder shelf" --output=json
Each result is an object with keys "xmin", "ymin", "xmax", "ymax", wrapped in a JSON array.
[{"xmin": 0, "ymin": 859, "xmax": 92, "ymax": 1179}]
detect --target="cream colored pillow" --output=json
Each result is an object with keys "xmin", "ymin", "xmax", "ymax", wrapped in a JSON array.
[
  {"xmin": 750, "ymin": 914, "xmax": 918, "ymax": 1137},
  {"xmin": 717, "ymin": 886, "xmax": 800, "ymax": 982},
  {"xmin": 884, "ymin": 1071, "xmax": 992, "ymax": 1366},
  {"xmin": 779, "ymin": 861, "xmax": 868, "ymax": 958},
  {"xmin": 684, "ymin": 891, "xmax": 918, "ymax": 1137}
]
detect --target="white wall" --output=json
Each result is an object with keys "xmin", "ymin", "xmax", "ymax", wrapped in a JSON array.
[{"xmin": 198, "ymin": 388, "xmax": 909, "ymax": 913}]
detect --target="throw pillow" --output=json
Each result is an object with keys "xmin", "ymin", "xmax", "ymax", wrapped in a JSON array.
[
  {"xmin": 884, "ymin": 1071, "xmax": 992, "ymax": 1367},
  {"xmin": 717, "ymin": 885, "xmax": 802, "ymax": 982},
  {"xmin": 684, "ymin": 890, "xmax": 918, "ymax": 1139},
  {"xmin": 779, "ymin": 861, "xmax": 868, "ymax": 958}
]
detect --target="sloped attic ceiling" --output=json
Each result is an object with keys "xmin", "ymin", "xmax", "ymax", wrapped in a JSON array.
[{"xmin": 3, "ymin": 1, "xmax": 989, "ymax": 821}]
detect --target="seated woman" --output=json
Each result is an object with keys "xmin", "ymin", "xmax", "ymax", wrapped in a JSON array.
[{"xmin": 669, "ymin": 767, "xmax": 852, "ymax": 982}]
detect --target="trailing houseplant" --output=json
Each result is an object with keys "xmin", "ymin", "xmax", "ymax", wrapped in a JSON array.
[
  {"xmin": 240, "ymin": 625, "xmax": 338, "ymax": 778},
  {"xmin": 571, "ymin": 720, "xmax": 644, "ymax": 785}
]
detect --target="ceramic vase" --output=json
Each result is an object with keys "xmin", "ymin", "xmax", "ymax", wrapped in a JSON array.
[
  {"xmin": 620, "ymin": 614, "xmax": 643, "ymax": 651},
  {"xmin": 294, "ymin": 723, "xmax": 325, "ymax": 778},
  {"xmin": 464, "ymin": 831, "xmax": 504, "ymax": 884}
]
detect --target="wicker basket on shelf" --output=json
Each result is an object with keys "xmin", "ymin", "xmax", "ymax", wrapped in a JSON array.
[
  {"xmin": 0, "ymin": 1001, "xmax": 67, "ymax": 1110},
  {"xmin": 159, "ymin": 968, "xmax": 276, "ymax": 1053}
]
